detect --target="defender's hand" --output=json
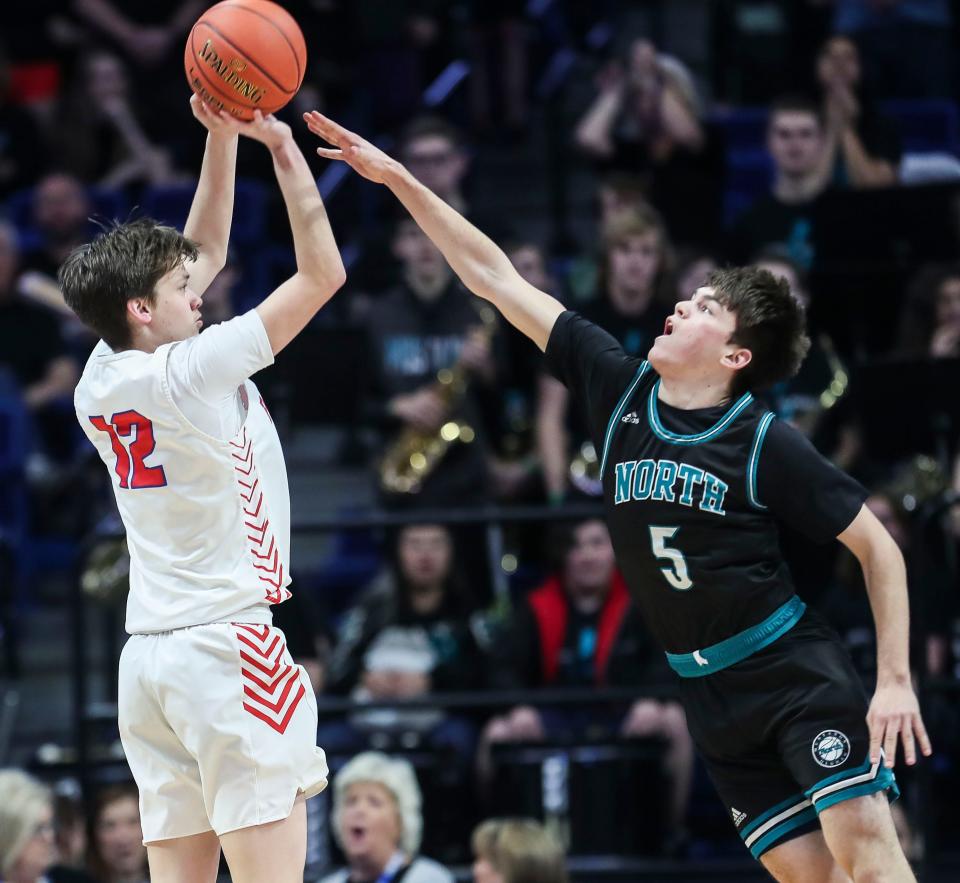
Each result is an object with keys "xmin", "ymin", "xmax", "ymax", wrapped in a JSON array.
[
  {"xmin": 867, "ymin": 682, "xmax": 932, "ymax": 767},
  {"xmin": 304, "ymin": 111, "xmax": 400, "ymax": 184},
  {"xmin": 189, "ymin": 94, "xmax": 242, "ymax": 137}
]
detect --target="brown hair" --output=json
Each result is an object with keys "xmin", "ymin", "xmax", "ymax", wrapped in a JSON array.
[
  {"xmin": 769, "ymin": 93, "xmax": 825, "ymax": 130},
  {"xmin": 59, "ymin": 218, "xmax": 198, "ymax": 350},
  {"xmin": 600, "ymin": 206, "xmax": 674, "ymax": 303},
  {"xmin": 86, "ymin": 783, "xmax": 145, "ymax": 883},
  {"xmin": 707, "ymin": 266, "xmax": 810, "ymax": 398},
  {"xmin": 472, "ymin": 818, "xmax": 568, "ymax": 883}
]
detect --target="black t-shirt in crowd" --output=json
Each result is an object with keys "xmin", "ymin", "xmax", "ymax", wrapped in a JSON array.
[
  {"xmin": 545, "ymin": 311, "xmax": 867, "ymax": 654},
  {"xmin": 725, "ymin": 192, "xmax": 824, "ymax": 268},
  {"xmin": 0, "ymin": 294, "xmax": 69, "ymax": 388}
]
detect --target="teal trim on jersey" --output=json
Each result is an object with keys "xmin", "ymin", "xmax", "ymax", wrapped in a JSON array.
[
  {"xmin": 812, "ymin": 773, "xmax": 899, "ymax": 816},
  {"xmin": 747, "ymin": 411, "xmax": 775, "ymax": 509},
  {"xmin": 599, "ymin": 361, "xmax": 649, "ymax": 478},
  {"xmin": 647, "ymin": 380, "xmax": 754, "ymax": 445},
  {"xmin": 740, "ymin": 793, "xmax": 809, "ymax": 840},
  {"xmin": 748, "ymin": 806, "xmax": 818, "ymax": 860},
  {"xmin": 665, "ymin": 595, "xmax": 806, "ymax": 677}
]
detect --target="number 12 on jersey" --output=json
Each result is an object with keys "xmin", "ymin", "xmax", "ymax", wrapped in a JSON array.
[
  {"xmin": 89, "ymin": 410, "xmax": 167, "ymax": 489},
  {"xmin": 649, "ymin": 525, "xmax": 693, "ymax": 591}
]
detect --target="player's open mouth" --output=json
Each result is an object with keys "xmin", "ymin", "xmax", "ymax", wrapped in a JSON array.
[{"xmin": 663, "ymin": 317, "xmax": 674, "ymax": 335}]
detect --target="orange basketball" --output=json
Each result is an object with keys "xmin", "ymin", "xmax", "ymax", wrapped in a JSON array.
[{"xmin": 184, "ymin": 0, "xmax": 307, "ymax": 120}]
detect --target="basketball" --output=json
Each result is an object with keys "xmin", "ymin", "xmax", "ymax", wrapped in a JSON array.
[{"xmin": 184, "ymin": 0, "xmax": 307, "ymax": 120}]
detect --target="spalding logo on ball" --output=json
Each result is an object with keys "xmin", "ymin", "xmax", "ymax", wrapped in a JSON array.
[
  {"xmin": 184, "ymin": 0, "xmax": 307, "ymax": 120},
  {"xmin": 811, "ymin": 730, "xmax": 851, "ymax": 768}
]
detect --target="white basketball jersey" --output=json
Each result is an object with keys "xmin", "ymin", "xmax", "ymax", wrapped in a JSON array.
[{"xmin": 75, "ymin": 311, "xmax": 292, "ymax": 634}]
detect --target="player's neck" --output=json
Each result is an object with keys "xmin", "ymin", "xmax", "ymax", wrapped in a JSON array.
[{"xmin": 657, "ymin": 372, "xmax": 733, "ymax": 410}]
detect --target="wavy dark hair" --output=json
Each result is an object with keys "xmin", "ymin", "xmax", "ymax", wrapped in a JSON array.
[
  {"xmin": 59, "ymin": 217, "xmax": 198, "ymax": 350},
  {"xmin": 708, "ymin": 266, "xmax": 811, "ymax": 399}
]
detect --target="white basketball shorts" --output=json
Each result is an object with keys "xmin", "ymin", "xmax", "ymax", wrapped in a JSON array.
[{"xmin": 118, "ymin": 621, "xmax": 328, "ymax": 842}]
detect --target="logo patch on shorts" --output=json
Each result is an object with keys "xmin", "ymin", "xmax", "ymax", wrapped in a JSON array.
[{"xmin": 811, "ymin": 729, "xmax": 851, "ymax": 768}]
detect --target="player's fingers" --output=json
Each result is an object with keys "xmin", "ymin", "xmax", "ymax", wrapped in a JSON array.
[
  {"xmin": 316, "ymin": 147, "xmax": 344, "ymax": 161},
  {"xmin": 882, "ymin": 715, "xmax": 900, "ymax": 767},
  {"xmin": 914, "ymin": 714, "xmax": 933, "ymax": 757},
  {"xmin": 868, "ymin": 714, "xmax": 883, "ymax": 765},
  {"xmin": 901, "ymin": 723, "xmax": 916, "ymax": 766},
  {"xmin": 252, "ymin": 110, "xmax": 263, "ymax": 124}
]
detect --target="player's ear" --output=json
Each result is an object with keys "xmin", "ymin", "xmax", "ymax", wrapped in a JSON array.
[
  {"xmin": 721, "ymin": 347, "xmax": 752, "ymax": 371},
  {"xmin": 127, "ymin": 297, "xmax": 153, "ymax": 327}
]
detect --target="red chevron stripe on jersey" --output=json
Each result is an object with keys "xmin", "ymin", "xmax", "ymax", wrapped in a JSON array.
[
  {"xmin": 233, "ymin": 624, "xmax": 305, "ymax": 734},
  {"xmin": 230, "ymin": 428, "xmax": 292, "ymax": 605}
]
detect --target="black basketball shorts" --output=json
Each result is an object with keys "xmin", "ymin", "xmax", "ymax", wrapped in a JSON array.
[{"xmin": 678, "ymin": 609, "xmax": 898, "ymax": 860}]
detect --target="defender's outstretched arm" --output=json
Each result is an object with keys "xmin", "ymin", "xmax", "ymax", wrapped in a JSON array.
[{"xmin": 305, "ymin": 112, "xmax": 564, "ymax": 352}]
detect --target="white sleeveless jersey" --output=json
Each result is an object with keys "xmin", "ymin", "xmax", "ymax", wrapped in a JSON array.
[{"xmin": 75, "ymin": 311, "xmax": 292, "ymax": 634}]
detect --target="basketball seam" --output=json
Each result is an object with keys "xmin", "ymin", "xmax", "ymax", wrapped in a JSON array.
[
  {"xmin": 196, "ymin": 21, "xmax": 295, "ymax": 95},
  {"xmin": 188, "ymin": 28, "xmax": 265, "ymax": 111},
  {"xmin": 211, "ymin": 3, "xmax": 303, "ymax": 85}
]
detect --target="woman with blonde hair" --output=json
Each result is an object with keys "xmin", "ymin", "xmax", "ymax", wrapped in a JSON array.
[
  {"xmin": 0, "ymin": 769, "xmax": 93, "ymax": 883},
  {"xmin": 320, "ymin": 752, "xmax": 453, "ymax": 883},
  {"xmin": 471, "ymin": 818, "xmax": 567, "ymax": 883}
]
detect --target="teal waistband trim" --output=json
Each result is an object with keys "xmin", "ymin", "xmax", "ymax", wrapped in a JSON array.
[{"xmin": 666, "ymin": 595, "xmax": 806, "ymax": 677}]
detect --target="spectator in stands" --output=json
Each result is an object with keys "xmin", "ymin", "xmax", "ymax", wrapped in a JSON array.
[
  {"xmin": 321, "ymin": 523, "xmax": 482, "ymax": 769},
  {"xmin": 828, "ymin": 0, "xmax": 954, "ymax": 99},
  {"xmin": 0, "ymin": 47, "xmax": 46, "ymax": 200},
  {"xmin": 0, "ymin": 769, "xmax": 95, "ymax": 883},
  {"xmin": 816, "ymin": 35, "xmax": 901, "ymax": 187},
  {"xmin": 897, "ymin": 262, "xmax": 960, "ymax": 359},
  {"xmin": 51, "ymin": 50, "xmax": 180, "ymax": 189},
  {"xmin": 320, "ymin": 752, "xmax": 454, "ymax": 883},
  {"xmin": 0, "ymin": 221, "xmax": 79, "ymax": 461},
  {"xmin": 726, "ymin": 95, "xmax": 831, "ymax": 268},
  {"xmin": 85, "ymin": 784, "xmax": 147, "ymax": 883},
  {"xmin": 575, "ymin": 38, "xmax": 721, "ymax": 246},
  {"xmin": 471, "ymin": 818, "xmax": 567, "ymax": 883},
  {"xmin": 21, "ymin": 173, "xmax": 92, "ymax": 281},
  {"xmin": 671, "ymin": 248, "xmax": 717, "ymax": 305},
  {"xmin": 537, "ymin": 209, "xmax": 672, "ymax": 501},
  {"xmin": 481, "ymin": 518, "xmax": 692, "ymax": 833},
  {"xmin": 363, "ymin": 218, "xmax": 498, "ymax": 507}
]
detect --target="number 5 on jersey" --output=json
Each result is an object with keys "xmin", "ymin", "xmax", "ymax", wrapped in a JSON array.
[
  {"xmin": 649, "ymin": 525, "xmax": 693, "ymax": 591},
  {"xmin": 89, "ymin": 411, "xmax": 167, "ymax": 489}
]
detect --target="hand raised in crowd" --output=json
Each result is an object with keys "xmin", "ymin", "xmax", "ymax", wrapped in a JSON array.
[
  {"xmin": 122, "ymin": 25, "xmax": 173, "ymax": 66},
  {"xmin": 929, "ymin": 321, "xmax": 960, "ymax": 358},
  {"xmin": 389, "ymin": 386, "xmax": 449, "ymax": 432}
]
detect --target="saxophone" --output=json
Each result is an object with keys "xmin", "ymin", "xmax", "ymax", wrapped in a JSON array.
[{"xmin": 379, "ymin": 302, "xmax": 497, "ymax": 495}]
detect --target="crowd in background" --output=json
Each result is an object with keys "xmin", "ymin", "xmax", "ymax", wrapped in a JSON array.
[{"xmin": 2, "ymin": 0, "xmax": 960, "ymax": 878}]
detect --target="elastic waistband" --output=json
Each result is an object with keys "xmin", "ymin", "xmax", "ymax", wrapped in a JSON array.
[{"xmin": 665, "ymin": 595, "xmax": 806, "ymax": 678}]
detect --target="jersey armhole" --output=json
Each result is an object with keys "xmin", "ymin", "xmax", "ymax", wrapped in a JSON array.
[
  {"xmin": 599, "ymin": 361, "xmax": 650, "ymax": 478},
  {"xmin": 746, "ymin": 411, "xmax": 776, "ymax": 510}
]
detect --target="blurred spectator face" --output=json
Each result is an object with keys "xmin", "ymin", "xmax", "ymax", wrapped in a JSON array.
[
  {"xmin": 866, "ymin": 494, "xmax": 907, "ymax": 550},
  {"xmin": 507, "ymin": 243, "xmax": 550, "ymax": 291},
  {"xmin": 564, "ymin": 519, "xmax": 616, "ymax": 610},
  {"xmin": 392, "ymin": 220, "xmax": 447, "ymax": 279},
  {"xmin": 398, "ymin": 524, "xmax": 452, "ymax": 591},
  {"xmin": 33, "ymin": 174, "xmax": 90, "ymax": 240},
  {"xmin": 402, "ymin": 134, "xmax": 467, "ymax": 201},
  {"xmin": 10, "ymin": 805, "xmax": 56, "ymax": 881},
  {"xmin": 339, "ymin": 782, "xmax": 402, "ymax": 869},
  {"xmin": 675, "ymin": 255, "xmax": 717, "ymax": 302},
  {"xmin": 755, "ymin": 258, "xmax": 809, "ymax": 308},
  {"xmin": 472, "ymin": 855, "xmax": 505, "ymax": 883},
  {"xmin": 608, "ymin": 232, "xmax": 662, "ymax": 295},
  {"xmin": 86, "ymin": 51, "xmax": 129, "ymax": 104},
  {"xmin": 768, "ymin": 111, "xmax": 824, "ymax": 179},
  {"xmin": 817, "ymin": 36, "xmax": 861, "ymax": 91},
  {"xmin": 598, "ymin": 180, "xmax": 649, "ymax": 230},
  {"xmin": 626, "ymin": 38, "xmax": 658, "ymax": 81},
  {"xmin": 0, "ymin": 223, "xmax": 20, "ymax": 294},
  {"xmin": 94, "ymin": 794, "xmax": 145, "ymax": 879},
  {"xmin": 935, "ymin": 275, "xmax": 960, "ymax": 330}
]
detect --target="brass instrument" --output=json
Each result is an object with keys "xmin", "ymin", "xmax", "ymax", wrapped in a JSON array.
[
  {"xmin": 379, "ymin": 302, "xmax": 497, "ymax": 495},
  {"xmin": 80, "ymin": 538, "xmax": 130, "ymax": 604}
]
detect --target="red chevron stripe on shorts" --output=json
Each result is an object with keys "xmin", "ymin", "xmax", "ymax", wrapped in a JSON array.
[{"xmin": 233, "ymin": 625, "xmax": 305, "ymax": 734}]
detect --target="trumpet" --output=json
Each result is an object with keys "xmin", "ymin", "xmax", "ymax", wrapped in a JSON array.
[{"xmin": 379, "ymin": 302, "xmax": 497, "ymax": 495}]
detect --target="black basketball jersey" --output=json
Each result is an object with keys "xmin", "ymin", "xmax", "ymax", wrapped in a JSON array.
[{"xmin": 545, "ymin": 312, "xmax": 867, "ymax": 654}]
